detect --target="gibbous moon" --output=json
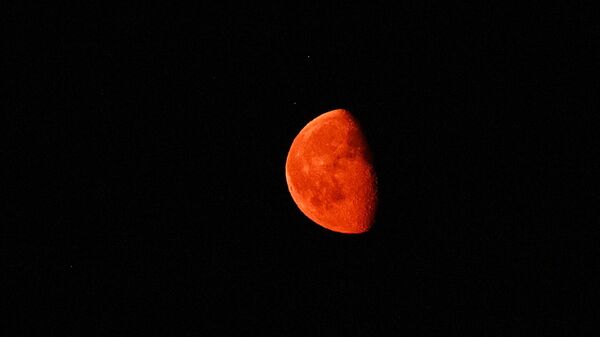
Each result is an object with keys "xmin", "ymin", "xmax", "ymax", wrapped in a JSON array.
[{"xmin": 285, "ymin": 109, "xmax": 377, "ymax": 234}]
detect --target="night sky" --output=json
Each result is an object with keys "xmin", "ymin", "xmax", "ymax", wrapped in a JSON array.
[{"xmin": 8, "ymin": 3, "xmax": 598, "ymax": 335}]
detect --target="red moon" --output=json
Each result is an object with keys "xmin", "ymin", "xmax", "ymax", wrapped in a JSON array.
[{"xmin": 285, "ymin": 109, "xmax": 377, "ymax": 234}]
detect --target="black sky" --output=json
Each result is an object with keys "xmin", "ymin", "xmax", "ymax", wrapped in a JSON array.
[{"xmin": 7, "ymin": 2, "xmax": 599, "ymax": 335}]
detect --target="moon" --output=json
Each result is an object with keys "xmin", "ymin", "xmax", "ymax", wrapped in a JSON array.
[{"xmin": 285, "ymin": 109, "xmax": 377, "ymax": 234}]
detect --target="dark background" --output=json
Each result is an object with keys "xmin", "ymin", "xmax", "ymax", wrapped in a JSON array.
[{"xmin": 7, "ymin": 2, "xmax": 598, "ymax": 335}]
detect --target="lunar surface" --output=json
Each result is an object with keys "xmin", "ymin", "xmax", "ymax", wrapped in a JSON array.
[{"xmin": 285, "ymin": 109, "xmax": 377, "ymax": 234}]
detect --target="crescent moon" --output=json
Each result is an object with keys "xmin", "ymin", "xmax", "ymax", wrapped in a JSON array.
[{"xmin": 285, "ymin": 109, "xmax": 377, "ymax": 234}]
